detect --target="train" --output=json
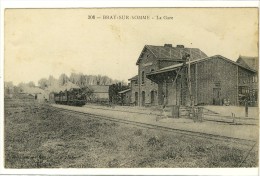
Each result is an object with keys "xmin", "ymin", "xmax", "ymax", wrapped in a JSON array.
[
  {"xmin": 53, "ymin": 88, "xmax": 87, "ymax": 106},
  {"xmin": 50, "ymin": 84, "xmax": 129, "ymax": 107}
]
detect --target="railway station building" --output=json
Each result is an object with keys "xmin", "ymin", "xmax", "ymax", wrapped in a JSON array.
[{"xmin": 128, "ymin": 44, "xmax": 258, "ymax": 107}]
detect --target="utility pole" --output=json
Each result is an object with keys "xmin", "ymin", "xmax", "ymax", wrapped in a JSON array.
[
  {"xmin": 184, "ymin": 53, "xmax": 195, "ymax": 120},
  {"xmin": 188, "ymin": 55, "xmax": 194, "ymax": 120},
  {"xmin": 245, "ymin": 95, "xmax": 249, "ymax": 117},
  {"xmin": 186, "ymin": 54, "xmax": 193, "ymax": 108}
]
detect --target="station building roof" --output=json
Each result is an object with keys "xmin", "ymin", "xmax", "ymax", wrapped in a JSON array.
[{"xmin": 136, "ymin": 44, "xmax": 208, "ymax": 65}]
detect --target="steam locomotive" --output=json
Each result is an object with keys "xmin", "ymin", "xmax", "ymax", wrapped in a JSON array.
[{"xmin": 53, "ymin": 88, "xmax": 87, "ymax": 106}]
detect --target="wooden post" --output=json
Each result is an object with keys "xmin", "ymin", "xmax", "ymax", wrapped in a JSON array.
[
  {"xmin": 195, "ymin": 63, "xmax": 198, "ymax": 105},
  {"xmin": 245, "ymin": 99, "xmax": 248, "ymax": 117},
  {"xmin": 236, "ymin": 66, "xmax": 239, "ymax": 106},
  {"xmin": 198, "ymin": 107, "xmax": 203, "ymax": 122},
  {"xmin": 187, "ymin": 55, "xmax": 194, "ymax": 120},
  {"xmin": 187, "ymin": 55, "xmax": 193, "ymax": 107}
]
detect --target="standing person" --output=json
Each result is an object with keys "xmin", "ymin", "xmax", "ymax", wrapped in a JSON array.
[{"xmin": 156, "ymin": 94, "xmax": 167, "ymax": 121}]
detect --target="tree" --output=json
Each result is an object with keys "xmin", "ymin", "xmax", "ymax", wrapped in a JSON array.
[
  {"xmin": 38, "ymin": 78, "xmax": 48, "ymax": 89},
  {"xmin": 4, "ymin": 81, "xmax": 14, "ymax": 97},
  {"xmin": 58, "ymin": 73, "xmax": 70, "ymax": 86},
  {"xmin": 78, "ymin": 74, "xmax": 86, "ymax": 87},
  {"xmin": 109, "ymin": 82, "xmax": 129, "ymax": 104},
  {"xmin": 27, "ymin": 81, "xmax": 35, "ymax": 87},
  {"xmin": 48, "ymin": 75, "xmax": 57, "ymax": 86},
  {"xmin": 82, "ymin": 87, "xmax": 94, "ymax": 101},
  {"xmin": 69, "ymin": 73, "xmax": 78, "ymax": 84}
]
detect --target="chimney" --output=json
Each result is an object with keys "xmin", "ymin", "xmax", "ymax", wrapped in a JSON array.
[
  {"xmin": 164, "ymin": 44, "xmax": 172, "ymax": 47},
  {"xmin": 177, "ymin": 45, "xmax": 185, "ymax": 48}
]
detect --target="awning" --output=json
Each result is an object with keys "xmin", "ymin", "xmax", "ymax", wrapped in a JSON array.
[
  {"xmin": 146, "ymin": 68, "xmax": 182, "ymax": 83},
  {"xmin": 118, "ymin": 89, "xmax": 131, "ymax": 94}
]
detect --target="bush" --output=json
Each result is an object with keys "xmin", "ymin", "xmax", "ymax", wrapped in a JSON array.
[
  {"xmin": 102, "ymin": 139, "xmax": 117, "ymax": 149},
  {"xmin": 162, "ymin": 147, "xmax": 177, "ymax": 160},
  {"xmin": 195, "ymin": 145, "xmax": 206, "ymax": 153},
  {"xmin": 134, "ymin": 129, "xmax": 143, "ymax": 136},
  {"xmin": 147, "ymin": 136, "xmax": 164, "ymax": 148},
  {"xmin": 128, "ymin": 140, "xmax": 144, "ymax": 151}
]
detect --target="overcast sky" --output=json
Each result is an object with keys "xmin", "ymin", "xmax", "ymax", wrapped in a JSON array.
[{"xmin": 4, "ymin": 8, "xmax": 258, "ymax": 85}]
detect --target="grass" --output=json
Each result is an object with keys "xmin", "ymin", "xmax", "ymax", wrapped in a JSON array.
[{"xmin": 4, "ymin": 98, "xmax": 258, "ymax": 168}]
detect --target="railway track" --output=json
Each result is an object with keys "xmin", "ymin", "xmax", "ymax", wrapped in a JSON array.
[{"xmin": 51, "ymin": 105, "xmax": 257, "ymax": 147}]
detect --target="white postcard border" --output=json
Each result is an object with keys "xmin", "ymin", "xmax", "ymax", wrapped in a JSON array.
[{"xmin": 0, "ymin": 0, "xmax": 259, "ymax": 176}]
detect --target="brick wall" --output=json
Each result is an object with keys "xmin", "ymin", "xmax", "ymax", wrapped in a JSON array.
[
  {"xmin": 130, "ymin": 79, "xmax": 139, "ymax": 105},
  {"xmin": 196, "ymin": 57, "xmax": 238, "ymax": 105},
  {"xmin": 138, "ymin": 49, "xmax": 159, "ymax": 106}
]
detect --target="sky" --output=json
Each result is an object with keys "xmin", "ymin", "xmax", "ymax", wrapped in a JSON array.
[{"xmin": 4, "ymin": 8, "xmax": 258, "ymax": 85}]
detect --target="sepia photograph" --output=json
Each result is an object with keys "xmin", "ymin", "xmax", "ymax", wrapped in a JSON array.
[{"xmin": 2, "ymin": 7, "xmax": 259, "ymax": 171}]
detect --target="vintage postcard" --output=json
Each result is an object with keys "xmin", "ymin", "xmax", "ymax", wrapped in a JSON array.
[{"xmin": 1, "ymin": 4, "xmax": 259, "ymax": 176}]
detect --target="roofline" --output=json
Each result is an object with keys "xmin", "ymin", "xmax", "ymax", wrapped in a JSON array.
[
  {"xmin": 236, "ymin": 55, "xmax": 258, "ymax": 70},
  {"xmin": 118, "ymin": 89, "xmax": 131, "ymax": 94},
  {"xmin": 93, "ymin": 91, "xmax": 109, "ymax": 93},
  {"xmin": 128, "ymin": 75, "xmax": 138, "ymax": 81},
  {"xmin": 136, "ymin": 45, "xmax": 158, "ymax": 65},
  {"xmin": 88, "ymin": 85, "xmax": 110, "ymax": 87},
  {"xmin": 146, "ymin": 45, "xmax": 158, "ymax": 58},
  {"xmin": 135, "ymin": 45, "xmax": 207, "ymax": 65},
  {"xmin": 218, "ymin": 55, "xmax": 257, "ymax": 72},
  {"xmin": 147, "ymin": 55, "xmax": 256, "ymax": 76},
  {"xmin": 158, "ymin": 58, "xmax": 184, "ymax": 62},
  {"xmin": 238, "ymin": 55, "xmax": 258, "ymax": 59},
  {"xmin": 146, "ymin": 64, "xmax": 182, "ymax": 76}
]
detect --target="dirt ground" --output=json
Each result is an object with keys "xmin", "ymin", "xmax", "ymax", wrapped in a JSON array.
[
  {"xmin": 54, "ymin": 104, "xmax": 258, "ymax": 141},
  {"xmin": 4, "ymin": 98, "xmax": 258, "ymax": 168},
  {"xmin": 203, "ymin": 105, "xmax": 259, "ymax": 119}
]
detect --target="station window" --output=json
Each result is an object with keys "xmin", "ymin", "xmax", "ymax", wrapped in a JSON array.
[
  {"xmin": 142, "ymin": 71, "xmax": 145, "ymax": 84},
  {"xmin": 214, "ymin": 82, "xmax": 221, "ymax": 87},
  {"xmin": 254, "ymin": 75, "xmax": 258, "ymax": 83}
]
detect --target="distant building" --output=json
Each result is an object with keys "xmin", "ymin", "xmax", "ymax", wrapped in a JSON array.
[
  {"xmin": 4, "ymin": 84, "xmax": 14, "ymax": 98},
  {"xmin": 236, "ymin": 56, "xmax": 258, "ymax": 106},
  {"xmin": 128, "ymin": 75, "xmax": 138, "ymax": 105},
  {"xmin": 87, "ymin": 85, "xmax": 110, "ymax": 102},
  {"xmin": 118, "ymin": 89, "xmax": 131, "ymax": 105}
]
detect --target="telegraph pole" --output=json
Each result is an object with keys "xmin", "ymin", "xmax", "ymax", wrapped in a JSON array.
[
  {"xmin": 186, "ymin": 54, "xmax": 195, "ymax": 120},
  {"xmin": 187, "ymin": 54, "xmax": 193, "ymax": 107},
  {"xmin": 181, "ymin": 53, "xmax": 195, "ymax": 119}
]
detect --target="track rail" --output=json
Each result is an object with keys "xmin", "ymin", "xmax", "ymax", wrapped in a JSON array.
[{"xmin": 51, "ymin": 105, "xmax": 257, "ymax": 147}]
